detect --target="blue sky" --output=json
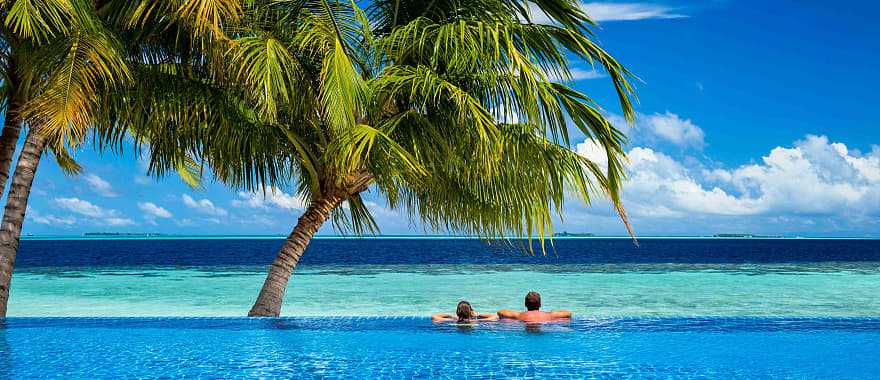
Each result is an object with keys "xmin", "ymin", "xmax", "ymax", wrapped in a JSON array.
[{"xmin": 18, "ymin": 1, "xmax": 880, "ymax": 237}]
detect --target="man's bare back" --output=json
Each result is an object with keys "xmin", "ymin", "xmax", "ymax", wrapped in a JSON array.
[
  {"xmin": 497, "ymin": 309, "xmax": 572, "ymax": 322},
  {"xmin": 497, "ymin": 292, "xmax": 572, "ymax": 322}
]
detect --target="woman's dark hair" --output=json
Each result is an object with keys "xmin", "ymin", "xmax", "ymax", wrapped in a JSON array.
[{"xmin": 456, "ymin": 301, "xmax": 474, "ymax": 321}]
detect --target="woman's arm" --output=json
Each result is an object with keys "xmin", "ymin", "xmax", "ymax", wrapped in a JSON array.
[
  {"xmin": 476, "ymin": 313, "xmax": 499, "ymax": 321},
  {"xmin": 432, "ymin": 313, "xmax": 455, "ymax": 322}
]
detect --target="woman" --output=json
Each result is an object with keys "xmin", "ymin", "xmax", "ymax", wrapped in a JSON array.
[{"xmin": 432, "ymin": 300, "xmax": 499, "ymax": 322}]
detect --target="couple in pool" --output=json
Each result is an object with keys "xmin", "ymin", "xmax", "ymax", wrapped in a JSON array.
[{"xmin": 431, "ymin": 291, "xmax": 572, "ymax": 323}]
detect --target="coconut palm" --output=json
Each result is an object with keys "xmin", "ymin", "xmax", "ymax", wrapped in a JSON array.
[
  {"xmin": 0, "ymin": 1, "xmax": 72, "ymax": 201},
  {"xmin": 0, "ymin": 0, "xmax": 247, "ymax": 316},
  {"xmin": 0, "ymin": 0, "xmax": 131, "ymax": 316},
  {"xmin": 106, "ymin": 0, "xmax": 638, "ymax": 317}
]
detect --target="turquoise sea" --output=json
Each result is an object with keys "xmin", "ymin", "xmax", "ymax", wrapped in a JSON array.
[
  {"xmin": 8, "ymin": 264, "xmax": 880, "ymax": 317},
  {"xmin": 8, "ymin": 237, "xmax": 880, "ymax": 317}
]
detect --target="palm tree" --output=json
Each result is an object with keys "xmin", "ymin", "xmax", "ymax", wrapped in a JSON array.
[
  {"xmin": 0, "ymin": 0, "xmax": 246, "ymax": 316},
  {"xmin": 108, "ymin": 0, "xmax": 638, "ymax": 317},
  {"xmin": 0, "ymin": 1, "xmax": 70, "ymax": 200},
  {"xmin": 0, "ymin": 0, "xmax": 131, "ymax": 316}
]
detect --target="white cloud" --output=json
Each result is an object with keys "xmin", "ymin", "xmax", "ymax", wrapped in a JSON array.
[
  {"xmin": 103, "ymin": 217, "xmax": 135, "ymax": 226},
  {"xmin": 527, "ymin": 2, "xmax": 686, "ymax": 24},
  {"xmin": 138, "ymin": 202, "xmax": 173, "ymax": 219},
  {"xmin": 575, "ymin": 139, "xmax": 608, "ymax": 169},
  {"xmin": 570, "ymin": 68, "xmax": 605, "ymax": 80},
  {"xmin": 575, "ymin": 135, "xmax": 880, "ymax": 222},
  {"xmin": 581, "ymin": 2, "xmax": 686, "ymax": 21},
  {"xmin": 52, "ymin": 197, "xmax": 134, "ymax": 226},
  {"xmin": 134, "ymin": 176, "xmax": 152, "ymax": 185},
  {"xmin": 182, "ymin": 194, "xmax": 228, "ymax": 216},
  {"xmin": 54, "ymin": 197, "xmax": 107, "ymax": 218},
  {"xmin": 643, "ymin": 112, "xmax": 705, "ymax": 148},
  {"xmin": 624, "ymin": 147, "xmax": 763, "ymax": 216},
  {"xmin": 546, "ymin": 67, "xmax": 606, "ymax": 82},
  {"xmin": 609, "ymin": 111, "xmax": 705, "ymax": 148},
  {"xmin": 231, "ymin": 187, "xmax": 307, "ymax": 211},
  {"xmin": 27, "ymin": 208, "xmax": 76, "ymax": 226},
  {"xmin": 84, "ymin": 174, "xmax": 117, "ymax": 197}
]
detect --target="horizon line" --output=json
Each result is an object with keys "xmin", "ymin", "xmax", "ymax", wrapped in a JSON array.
[{"xmin": 19, "ymin": 234, "xmax": 880, "ymax": 241}]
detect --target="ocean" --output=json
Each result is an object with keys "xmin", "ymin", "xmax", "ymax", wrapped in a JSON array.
[{"xmin": 9, "ymin": 238, "xmax": 880, "ymax": 317}]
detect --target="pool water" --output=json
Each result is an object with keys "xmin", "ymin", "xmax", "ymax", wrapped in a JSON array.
[{"xmin": 1, "ymin": 317, "xmax": 878, "ymax": 378}]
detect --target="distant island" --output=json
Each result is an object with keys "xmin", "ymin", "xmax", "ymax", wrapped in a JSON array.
[
  {"xmin": 83, "ymin": 233, "xmax": 166, "ymax": 237},
  {"xmin": 553, "ymin": 231, "xmax": 595, "ymax": 237},
  {"xmin": 713, "ymin": 233, "xmax": 783, "ymax": 238}
]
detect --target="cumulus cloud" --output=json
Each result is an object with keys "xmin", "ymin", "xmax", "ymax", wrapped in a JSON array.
[
  {"xmin": 182, "ymin": 194, "xmax": 228, "ymax": 216},
  {"xmin": 103, "ymin": 218, "xmax": 136, "ymax": 226},
  {"xmin": 643, "ymin": 112, "xmax": 705, "ymax": 148},
  {"xmin": 610, "ymin": 112, "xmax": 705, "ymax": 148},
  {"xmin": 231, "ymin": 187, "xmax": 307, "ymax": 211},
  {"xmin": 545, "ymin": 67, "xmax": 606, "ymax": 82},
  {"xmin": 52, "ymin": 197, "xmax": 134, "ymax": 226},
  {"xmin": 528, "ymin": 2, "xmax": 686, "ymax": 24},
  {"xmin": 581, "ymin": 2, "xmax": 686, "ymax": 21},
  {"xmin": 708, "ymin": 136, "xmax": 880, "ymax": 216},
  {"xmin": 575, "ymin": 139, "xmax": 609, "ymax": 169},
  {"xmin": 138, "ymin": 202, "xmax": 173, "ymax": 219},
  {"xmin": 83, "ymin": 174, "xmax": 117, "ymax": 197},
  {"xmin": 576, "ymin": 135, "xmax": 880, "ymax": 224},
  {"xmin": 54, "ymin": 197, "xmax": 107, "ymax": 218},
  {"xmin": 133, "ymin": 176, "xmax": 152, "ymax": 185},
  {"xmin": 621, "ymin": 147, "xmax": 762, "ymax": 217},
  {"xmin": 27, "ymin": 208, "xmax": 76, "ymax": 226}
]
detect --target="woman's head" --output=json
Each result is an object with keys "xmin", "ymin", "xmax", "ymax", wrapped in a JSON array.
[{"xmin": 456, "ymin": 300, "xmax": 474, "ymax": 321}]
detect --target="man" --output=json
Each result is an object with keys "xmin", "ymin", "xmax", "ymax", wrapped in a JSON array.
[
  {"xmin": 497, "ymin": 291, "xmax": 573, "ymax": 322},
  {"xmin": 432, "ymin": 300, "xmax": 499, "ymax": 322}
]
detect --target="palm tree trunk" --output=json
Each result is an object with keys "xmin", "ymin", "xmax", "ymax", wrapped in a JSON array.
[
  {"xmin": 0, "ymin": 127, "xmax": 46, "ymax": 317},
  {"xmin": 248, "ymin": 191, "xmax": 348, "ymax": 317},
  {"xmin": 0, "ymin": 62, "xmax": 23, "ymax": 191},
  {"xmin": 0, "ymin": 106, "xmax": 23, "ymax": 190}
]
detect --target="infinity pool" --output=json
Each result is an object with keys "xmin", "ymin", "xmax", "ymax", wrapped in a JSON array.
[{"xmin": 1, "ymin": 317, "xmax": 878, "ymax": 378}]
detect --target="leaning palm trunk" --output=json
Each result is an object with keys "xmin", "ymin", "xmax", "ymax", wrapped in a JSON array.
[
  {"xmin": 0, "ymin": 103, "xmax": 23, "ymax": 191},
  {"xmin": 0, "ymin": 67, "xmax": 23, "ymax": 190},
  {"xmin": 0, "ymin": 127, "xmax": 46, "ymax": 317},
  {"xmin": 248, "ymin": 192, "xmax": 348, "ymax": 317}
]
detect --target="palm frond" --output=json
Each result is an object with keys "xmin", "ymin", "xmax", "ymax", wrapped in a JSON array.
[
  {"xmin": 4, "ymin": 0, "xmax": 74, "ymax": 43},
  {"xmin": 23, "ymin": 3, "xmax": 130, "ymax": 148}
]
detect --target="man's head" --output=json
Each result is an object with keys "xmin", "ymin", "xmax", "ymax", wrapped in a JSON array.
[
  {"xmin": 524, "ymin": 291, "xmax": 541, "ymax": 311},
  {"xmin": 456, "ymin": 300, "xmax": 474, "ymax": 321}
]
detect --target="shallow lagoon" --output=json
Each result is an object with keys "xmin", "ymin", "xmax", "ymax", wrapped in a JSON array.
[{"xmin": 10, "ymin": 263, "xmax": 880, "ymax": 317}]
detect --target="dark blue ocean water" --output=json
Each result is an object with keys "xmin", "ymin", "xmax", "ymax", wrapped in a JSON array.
[{"xmin": 16, "ymin": 238, "xmax": 880, "ymax": 267}]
